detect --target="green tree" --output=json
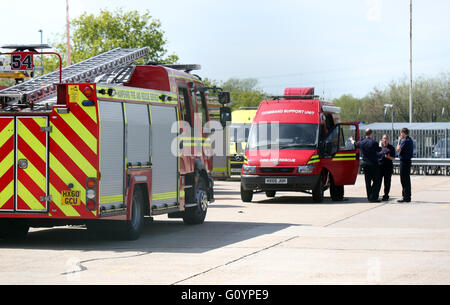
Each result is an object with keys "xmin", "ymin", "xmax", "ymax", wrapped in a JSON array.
[
  {"xmin": 333, "ymin": 94, "xmax": 363, "ymax": 122},
  {"xmin": 203, "ymin": 77, "xmax": 266, "ymax": 110},
  {"xmin": 221, "ymin": 78, "xmax": 266, "ymax": 109},
  {"xmin": 334, "ymin": 73, "xmax": 450, "ymax": 124},
  {"xmin": 47, "ymin": 8, "xmax": 177, "ymax": 71}
]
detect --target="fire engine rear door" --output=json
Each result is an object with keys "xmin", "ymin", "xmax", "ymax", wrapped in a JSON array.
[
  {"xmin": 0, "ymin": 117, "xmax": 15, "ymax": 212},
  {"xmin": 15, "ymin": 116, "xmax": 49, "ymax": 212}
]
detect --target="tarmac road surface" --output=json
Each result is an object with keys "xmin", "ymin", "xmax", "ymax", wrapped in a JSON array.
[{"xmin": 0, "ymin": 175, "xmax": 449, "ymax": 285}]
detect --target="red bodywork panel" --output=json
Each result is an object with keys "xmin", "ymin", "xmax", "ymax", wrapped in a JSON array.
[
  {"xmin": 125, "ymin": 65, "xmax": 212, "ymax": 175},
  {"xmin": 284, "ymin": 87, "xmax": 315, "ymax": 96},
  {"xmin": 126, "ymin": 66, "xmax": 171, "ymax": 92},
  {"xmin": 246, "ymin": 150, "xmax": 317, "ymax": 168},
  {"xmin": 254, "ymin": 100, "xmax": 321, "ymax": 124}
]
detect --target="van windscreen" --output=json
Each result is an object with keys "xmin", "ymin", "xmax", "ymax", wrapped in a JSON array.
[{"xmin": 247, "ymin": 123, "xmax": 319, "ymax": 150}]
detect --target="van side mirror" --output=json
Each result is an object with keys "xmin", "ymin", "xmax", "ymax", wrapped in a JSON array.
[
  {"xmin": 220, "ymin": 107, "xmax": 232, "ymax": 128},
  {"xmin": 218, "ymin": 91, "xmax": 231, "ymax": 105},
  {"xmin": 324, "ymin": 141, "xmax": 338, "ymax": 156}
]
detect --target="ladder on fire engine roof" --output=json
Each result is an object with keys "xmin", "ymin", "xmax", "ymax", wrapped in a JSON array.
[{"xmin": 0, "ymin": 47, "xmax": 149, "ymax": 109}]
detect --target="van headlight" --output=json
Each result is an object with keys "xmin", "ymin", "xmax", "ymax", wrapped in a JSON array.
[
  {"xmin": 242, "ymin": 164, "xmax": 257, "ymax": 174},
  {"xmin": 298, "ymin": 165, "xmax": 315, "ymax": 174}
]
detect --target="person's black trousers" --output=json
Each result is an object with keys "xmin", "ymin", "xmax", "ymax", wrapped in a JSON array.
[
  {"xmin": 362, "ymin": 161, "xmax": 381, "ymax": 202},
  {"xmin": 400, "ymin": 160, "xmax": 412, "ymax": 201},
  {"xmin": 380, "ymin": 164, "xmax": 393, "ymax": 199}
]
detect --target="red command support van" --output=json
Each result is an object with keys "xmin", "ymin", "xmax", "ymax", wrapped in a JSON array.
[{"xmin": 240, "ymin": 88, "xmax": 360, "ymax": 203}]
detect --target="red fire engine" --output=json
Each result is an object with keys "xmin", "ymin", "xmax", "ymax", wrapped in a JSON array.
[
  {"xmin": 240, "ymin": 88, "xmax": 360, "ymax": 203},
  {"xmin": 0, "ymin": 46, "xmax": 230, "ymax": 240}
]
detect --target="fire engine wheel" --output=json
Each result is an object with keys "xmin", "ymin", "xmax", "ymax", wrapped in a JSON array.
[
  {"xmin": 0, "ymin": 220, "xmax": 29, "ymax": 240},
  {"xmin": 120, "ymin": 188, "xmax": 145, "ymax": 240},
  {"xmin": 183, "ymin": 176, "xmax": 208, "ymax": 225},
  {"xmin": 240, "ymin": 183, "xmax": 253, "ymax": 202}
]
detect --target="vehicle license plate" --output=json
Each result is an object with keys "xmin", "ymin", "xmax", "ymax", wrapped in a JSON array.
[{"xmin": 265, "ymin": 178, "xmax": 288, "ymax": 184}]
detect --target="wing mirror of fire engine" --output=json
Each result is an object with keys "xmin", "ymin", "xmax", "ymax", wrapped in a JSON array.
[
  {"xmin": 218, "ymin": 91, "xmax": 231, "ymax": 105},
  {"xmin": 220, "ymin": 107, "xmax": 232, "ymax": 128}
]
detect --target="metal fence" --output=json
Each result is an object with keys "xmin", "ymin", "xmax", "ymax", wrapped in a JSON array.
[
  {"xmin": 393, "ymin": 159, "xmax": 450, "ymax": 176},
  {"xmin": 362, "ymin": 128, "xmax": 449, "ymax": 159},
  {"xmin": 359, "ymin": 125, "xmax": 450, "ymax": 175}
]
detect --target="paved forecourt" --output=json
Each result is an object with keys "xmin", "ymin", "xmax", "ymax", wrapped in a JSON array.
[{"xmin": 0, "ymin": 174, "xmax": 449, "ymax": 285}]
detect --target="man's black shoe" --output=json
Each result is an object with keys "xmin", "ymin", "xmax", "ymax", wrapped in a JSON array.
[
  {"xmin": 370, "ymin": 199, "xmax": 382, "ymax": 203},
  {"xmin": 397, "ymin": 199, "xmax": 411, "ymax": 203},
  {"xmin": 382, "ymin": 196, "xmax": 389, "ymax": 201}
]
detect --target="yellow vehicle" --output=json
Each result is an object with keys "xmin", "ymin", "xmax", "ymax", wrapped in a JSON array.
[
  {"xmin": 230, "ymin": 107, "xmax": 258, "ymax": 175},
  {"xmin": 207, "ymin": 96, "xmax": 231, "ymax": 179},
  {"xmin": 0, "ymin": 57, "xmax": 31, "ymax": 83}
]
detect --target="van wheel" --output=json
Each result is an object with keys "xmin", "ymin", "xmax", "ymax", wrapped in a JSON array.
[
  {"xmin": 183, "ymin": 176, "xmax": 208, "ymax": 225},
  {"xmin": 266, "ymin": 191, "xmax": 276, "ymax": 198},
  {"xmin": 312, "ymin": 174, "xmax": 325, "ymax": 203},
  {"xmin": 241, "ymin": 183, "xmax": 253, "ymax": 202},
  {"xmin": 119, "ymin": 187, "xmax": 145, "ymax": 240}
]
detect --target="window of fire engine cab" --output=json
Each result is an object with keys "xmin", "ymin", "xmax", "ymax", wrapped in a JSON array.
[
  {"xmin": 195, "ymin": 89, "xmax": 208, "ymax": 126},
  {"xmin": 178, "ymin": 86, "xmax": 192, "ymax": 125}
]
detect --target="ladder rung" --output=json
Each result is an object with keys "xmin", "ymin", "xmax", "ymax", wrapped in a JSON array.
[{"xmin": 0, "ymin": 47, "xmax": 149, "ymax": 106}]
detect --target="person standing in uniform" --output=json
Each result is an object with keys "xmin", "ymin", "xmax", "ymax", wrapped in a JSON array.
[
  {"xmin": 396, "ymin": 128, "xmax": 414, "ymax": 203},
  {"xmin": 379, "ymin": 134, "xmax": 396, "ymax": 201},
  {"xmin": 351, "ymin": 129, "xmax": 382, "ymax": 202}
]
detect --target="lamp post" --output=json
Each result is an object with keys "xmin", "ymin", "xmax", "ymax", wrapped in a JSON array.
[
  {"xmin": 409, "ymin": 0, "xmax": 413, "ymax": 123},
  {"xmin": 66, "ymin": 0, "xmax": 71, "ymax": 66},
  {"xmin": 384, "ymin": 104, "xmax": 394, "ymax": 140},
  {"xmin": 38, "ymin": 29, "xmax": 44, "ymax": 75}
]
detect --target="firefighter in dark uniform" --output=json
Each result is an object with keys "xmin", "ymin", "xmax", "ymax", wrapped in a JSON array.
[
  {"xmin": 396, "ymin": 128, "xmax": 414, "ymax": 203},
  {"xmin": 351, "ymin": 129, "xmax": 382, "ymax": 202},
  {"xmin": 379, "ymin": 134, "xmax": 396, "ymax": 201}
]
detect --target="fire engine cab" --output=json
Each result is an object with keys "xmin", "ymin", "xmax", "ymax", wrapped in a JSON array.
[
  {"xmin": 0, "ymin": 46, "xmax": 229, "ymax": 240},
  {"xmin": 240, "ymin": 88, "xmax": 360, "ymax": 203}
]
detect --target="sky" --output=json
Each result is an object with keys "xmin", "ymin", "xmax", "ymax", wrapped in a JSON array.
[{"xmin": 1, "ymin": 0, "xmax": 449, "ymax": 99}]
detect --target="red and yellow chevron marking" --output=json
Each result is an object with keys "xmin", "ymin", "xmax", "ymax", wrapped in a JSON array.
[
  {"xmin": 48, "ymin": 84, "xmax": 99, "ymax": 218},
  {"xmin": 16, "ymin": 117, "xmax": 48, "ymax": 212},
  {"xmin": 0, "ymin": 84, "xmax": 100, "ymax": 219},
  {"xmin": 0, "ymin": 117, "xmax": 15, "ymax": 211}
]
